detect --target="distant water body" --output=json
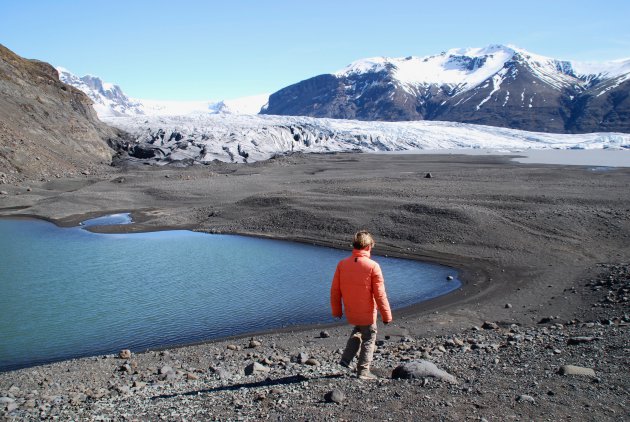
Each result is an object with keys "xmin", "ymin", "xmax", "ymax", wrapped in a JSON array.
[
  {"xmin": 376, "ymin": 148, "xmax": 630, "ymax": 168},
  {"xmin": 0, "ymin": 216, "xmax": 461, "ymax": 371}
]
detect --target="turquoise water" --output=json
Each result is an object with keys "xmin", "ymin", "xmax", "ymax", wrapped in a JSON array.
[{"xmin": 0, "ymin": 217, "xmax": 461, "ymax": 372}]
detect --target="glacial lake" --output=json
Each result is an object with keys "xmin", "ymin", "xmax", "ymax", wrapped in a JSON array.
[{"xmin": 0, "ymin": 216, "xmax": 461, "ymax": 372}]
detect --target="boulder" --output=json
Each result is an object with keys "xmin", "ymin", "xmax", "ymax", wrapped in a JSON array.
[{"xmin": 392, "ymin": 360, "xmax": 458, "ymax": 384}]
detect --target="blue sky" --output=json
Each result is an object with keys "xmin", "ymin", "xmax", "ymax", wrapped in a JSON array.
[{"xmin": 1, "ymin": 0, "xmax": 629, "ymax": 100}]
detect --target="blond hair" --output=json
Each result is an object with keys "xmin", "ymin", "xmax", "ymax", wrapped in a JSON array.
[{"xmin": 352, "ymin": 230, "xmax": 375, "ymax": 250}]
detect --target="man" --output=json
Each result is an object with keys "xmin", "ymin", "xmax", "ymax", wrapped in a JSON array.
[{"xmin": 330, "ymin": 230, "xmax": 392, "ymax": 380}]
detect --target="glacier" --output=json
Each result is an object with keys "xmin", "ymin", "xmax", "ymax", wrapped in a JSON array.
[{"xmin": 105, "ymin": 114, "xmax": 630, "ymax": 165}]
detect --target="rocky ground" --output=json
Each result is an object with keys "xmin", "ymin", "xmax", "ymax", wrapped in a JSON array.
[{"xmin": 1, "ymin": 153, "xmax": 629, "ymax": 420}]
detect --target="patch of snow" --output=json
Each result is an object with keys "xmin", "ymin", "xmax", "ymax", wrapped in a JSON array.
[{"xmin": 476, "ymin": 69, "xmax": 507, "ymax": 110}]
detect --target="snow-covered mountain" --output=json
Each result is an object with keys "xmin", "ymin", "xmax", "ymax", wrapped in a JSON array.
[
  {"xmin": 56, "ymin": 67, "xmax": 269, "ymax": 118},
  {"xmin": 104, "ymin": 113, "xmax": 629, "ymax": 165},
  {"xmin": 262, "ymin": 45, "xmax": 630, "ymax": 134}
]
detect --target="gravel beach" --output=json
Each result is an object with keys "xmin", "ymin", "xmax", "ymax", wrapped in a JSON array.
[{"xmin": 1, "ymin": 152, "xmax": 629, "ymax": 421}]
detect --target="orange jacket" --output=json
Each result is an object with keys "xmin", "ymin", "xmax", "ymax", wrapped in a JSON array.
[{"xmin": 330, "ymin": 248, "xmax": 392, "ymax": 326}]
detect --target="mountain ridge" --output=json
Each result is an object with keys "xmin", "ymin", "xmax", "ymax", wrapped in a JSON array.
[
  {"xmin": 261, "ymin": 44, "xmax": 630, "ymax": 134},
  {"xmin": 56, "ymin": 67, "xmax": 269, "ymax": 118}
]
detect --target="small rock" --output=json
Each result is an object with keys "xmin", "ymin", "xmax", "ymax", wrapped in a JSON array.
[
  {"xmin": 425, "ymin": 173, "xmax": 433, "ymax": 179},
  {"xmin": 517, "ymin": 394, "xmax": 536, "ymax": 404},
  {"xmin": 69, "ymin": 393, "xmax": 87, "ymax": 405},
  {"xmin": 392, "ymin": 360, "xmax": 458, "ymax": 384},
  {"xmin": 118, "ymin": 349, "xmax": 132, "ymax": 359},
  {"xmin": 324, "ymin": 389, "xmax": 346, "ymax": 404},
  {"xmin": 482, "ymin": 321, "xmax": 499, "ymax": 330},
  {"xmin": 0, "ymin": 397, "xmax": 15, "ymax": 405},
  {"xmin": 446, "ymin": 275, "xmax": 454, "ymax": 281},
  {"xmin": 319, "ymin": 330, "xmax": 330, "ymax": 338},
  {"xmin": 249, "ymin": 339, "xmax": 262, "ymax": 348},
  {"xmin": 6, "ymin": 401, "xmax": 18, "ymax": 412},
  {"xmin": 159, "ymin": 365, "xmax": 174, "ymax": 375},
  {"xmin": 216, "ymin": 368, "xmax": 232, "ymax": 380},
  {"xmin": 293, "ymin": 352, "xmax": 309, "ymax": 363},
  {"xmin": 0, "ymin": 191, "xmax": 8, "ymax": 195},
  {"xmin": 227, "ymin": 344, "xmax": 238, "ymax": 351},
  {"xmin": 132, "ymin": 381, "xmax": 146, "ymax": 388},
  {"xmin": 538, "ymin": 316, "xmax": 554, "ymax": 324},
  {"xmin": 120, "ymin": 363, "xmax": 132, "ymax": 373},
  {"xmin": 186, "ymin": 373, "xmax": 199, "ymax": 380},
  {"xmin": 558, "ymin": 365, "xmax": 596, "ymax": 377},
  {"xmin": 505, "ymin": 303, "xmax": 513, "ymax": 309},
  {"xmin": 305, "ymin": 358, "xmax": 320, "ymax": 366},
  {"xmin": 116, "ymin": 385, "xmax": 131, "ymax": 395},
  {"xmin": 245, "ymin": 362, "xmax": 270, "ymax": 375}
]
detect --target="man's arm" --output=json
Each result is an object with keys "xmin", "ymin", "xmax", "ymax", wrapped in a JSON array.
[
  {"xmin": 371, "ymin": 263, "xmax": 392, "ymax": 323},
  {"xmin": 330, "ymin": 264, "xmax": 343, "ymax": 318}
]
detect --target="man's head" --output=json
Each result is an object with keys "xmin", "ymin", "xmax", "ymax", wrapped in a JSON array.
[{"xmin": 352, "ymin": 230, "xmax": 375, "ymax": 250}]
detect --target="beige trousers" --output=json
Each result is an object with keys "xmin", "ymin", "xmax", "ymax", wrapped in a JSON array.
[{"xmin": 341, "ymin": 323, "xmax": 377, "ymax": 374}]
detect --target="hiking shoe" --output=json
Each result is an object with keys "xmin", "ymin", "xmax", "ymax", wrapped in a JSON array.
[
  {"xmin": 339, "ymin": 359, "xmax": 351, "ymax": 368},
  {"xmin": 357, "ymin": 372, "xmax": 378, "ymax": 380}
]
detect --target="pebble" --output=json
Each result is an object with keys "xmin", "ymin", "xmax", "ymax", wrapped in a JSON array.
[
  {"xmin": 305, "ymin": 358, "xmax": 320, "ymax": 366},
  {"xmin": 249, "ymin": 339, "xmax": 262, "ymax": 348},
  {"xmin": 446, "ymin": 275, "xmax": 454, "ymax": 281},
  {"xmin": 324, "ymin": 389, "xmax": 346, "ymax": 404},
  {"xmin": 0, "ymin": 191, "xmax": 8, "ymax": 195},
  {"xmin": 505, "ymin": 303, "xmax": 513, "ymax": 309},
  {"xmin": 118, "ymin": 349, "xmax": 132, "ymax": 359},
  {"xmin": 319, "ymin": 330, "xmax": 330, "ymax": 338},
  {"xmin": 227, "ymin": 344, "xmax": 239, "ymax": 351}
]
